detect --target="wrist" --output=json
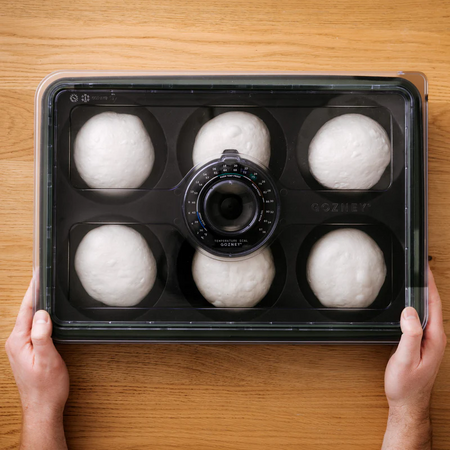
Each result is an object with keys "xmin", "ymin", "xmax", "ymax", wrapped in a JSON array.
[
  {"xmin": 383, "ymin": 405, "xmax": 432, "ymax": 450},
  {"xmin": 20, "ymin": 404, "xmax": 67, "ymax": 450},
  {"xmin": 388, "ymin": 403, "xmax": 430, "ymax": 426},
  {"xmin": 22, "ymin": 403, "xmax": 65, "ymax": 424}
]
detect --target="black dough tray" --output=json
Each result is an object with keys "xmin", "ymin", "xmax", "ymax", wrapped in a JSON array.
[{"xmin": 33, "ymin": 72, "xmax": 428, "ymax": 343}]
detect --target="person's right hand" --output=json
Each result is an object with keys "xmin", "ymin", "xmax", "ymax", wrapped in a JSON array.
[{"xmin": 383, "ymin": 266, "xmax": 447, "ymax": 449}]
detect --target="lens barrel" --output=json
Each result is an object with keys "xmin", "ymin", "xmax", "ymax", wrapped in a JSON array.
[{"xmin": 202, "ymin": 179, "xmax": 259, "ymax": 235}]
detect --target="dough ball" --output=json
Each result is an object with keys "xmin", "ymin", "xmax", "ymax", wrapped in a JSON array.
[
  {"xmin": 192, "ymin": 111, "xmax": 271, "ymax": 167},
  {"xmin": 307, "ymin": 229, "xmax": 386, "ymax": 308},
  {"xmin": 74, "ymin": 112, "xmax": 155, "ymax": 189},
  {"xmin": 308, "ymin": 114, "xmax": 390, "ymax": 189},
  {"xmin": 74, "ymin": 225, "xmax": 157, "ymax": 306},
  {"xmin": 192, "ymin": 248, "xmax": 275, "ymax": 308}
]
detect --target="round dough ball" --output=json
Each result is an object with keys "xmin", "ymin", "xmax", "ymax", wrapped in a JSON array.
[
  {"xmin": 192, "ymin": 248, "xmax": 275, "ymax": 308},
  {"xmin": 192, "ymin": 111, "xmax": 271, "ymax": 167},
  {"xmin": 74, "ymin": 112, "xmax": 155, "ymax": 189},
  {"xmin": 74, "ymin": 225, "xmax": 157, "ymax": 306},
  {"xmin": 308, "ymin": 114, "xmax": 390, "ymax": 189},
  {"xmin": 307, "ymin": 229, "xmax": 386, "ymax": 308}
]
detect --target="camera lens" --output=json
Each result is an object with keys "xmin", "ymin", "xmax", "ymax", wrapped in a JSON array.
[
  {"xmin": 183, "ymin": 151, "xmax": 280, "ymax": 256},
  {"xmin": 203, "ymin": 179, "xmax": 259, "ymax": 234}
]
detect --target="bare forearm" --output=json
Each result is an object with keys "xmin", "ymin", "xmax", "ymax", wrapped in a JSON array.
[
  {"xmin": 20, "ymin": 409, "xmax": 67, "ymax": 450},
  {"xmin": 382, "ymin": 407, "xmax": 432, "ymax": 450}
]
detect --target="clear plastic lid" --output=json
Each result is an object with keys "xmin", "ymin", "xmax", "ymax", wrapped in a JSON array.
[{"xmin": 34, "ymin": 71, "xmax": 428, "ymax": 343}]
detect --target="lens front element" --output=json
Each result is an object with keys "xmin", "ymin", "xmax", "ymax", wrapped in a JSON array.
[{"xmin": 203, "ymin": 179, "xmax": 259, "ymax": 234}]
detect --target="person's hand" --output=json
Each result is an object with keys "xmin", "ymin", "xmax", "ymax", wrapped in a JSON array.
[
  {"xmin": 5, "ymin": 279, "xmax": 69, "ymax": 450},
  {"xmin": 382, "ymin": 266, "xmax": 447, "ymax": 449}
]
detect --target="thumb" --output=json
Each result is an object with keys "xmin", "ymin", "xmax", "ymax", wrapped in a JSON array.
[
  {"xmin": 393, "ymin": 307, "xmax": 423, "ymax": 368},
  {"xmin": 31, "ymin": 310, "xmax": 55, "ymax": 360}
]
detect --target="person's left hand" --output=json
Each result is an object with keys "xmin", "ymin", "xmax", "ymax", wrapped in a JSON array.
[{"xmin": 5, "ymin": 279, "xmax": 70, "ymax": 418}]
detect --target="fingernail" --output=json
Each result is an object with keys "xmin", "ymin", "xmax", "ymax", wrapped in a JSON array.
[
  {"xmin": 403, "ymin": 307, "xmax": 418, "ymax": 320},
  {"xmin": 34, "ymin": 310, "xmax": 48, "ymax": 324}
]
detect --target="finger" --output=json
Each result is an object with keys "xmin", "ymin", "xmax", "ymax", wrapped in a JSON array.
[
  {"xmin": 423, "ymin": 268, "xmax": 447, "ymax": 356},
  {"xmin": 392, "ymin": 307, "xmax": 423, "ymax": 368},
  {"xmin": 422, "ymin": 332, "xmax": 447, "ymax": 368},
  {"xmin": 31, "ymin": 310, "xmax": 56, "ymax": 362},
  {"xmin": 425, "ymin": 266, "xmax": 444, "ymax": 337},
  {"xmin": 12, "ymin": 279, "xmax": 34, "ymax": 338}
]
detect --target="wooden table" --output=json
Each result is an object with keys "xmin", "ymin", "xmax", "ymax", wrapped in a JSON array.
[{"xmin": 1, "ymin": 1, "xmax": 449, "ymax": 448}]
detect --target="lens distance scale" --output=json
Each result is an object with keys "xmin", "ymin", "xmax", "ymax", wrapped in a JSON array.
[{"xmin": 183, "ymin": 150, "xmax": 280, "ymax": 257}]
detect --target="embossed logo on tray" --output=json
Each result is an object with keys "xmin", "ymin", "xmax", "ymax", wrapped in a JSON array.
[{"xmin": 311, "ymin": 203, "xmax": 371, "ymax": 213}]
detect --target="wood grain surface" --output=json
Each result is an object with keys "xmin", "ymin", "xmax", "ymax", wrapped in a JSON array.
[{"xmin": 1, "ymin": 1, "xmax": 449, "ymax": 448}]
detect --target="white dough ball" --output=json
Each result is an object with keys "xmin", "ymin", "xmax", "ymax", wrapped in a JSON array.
[
  {"xmin": 308, "ymin": 114, "xmax": 391, "ymax": 189},
  {"xmin": 74, "ymin": 225, "xmax": 157, "ymax": 306},
  {"xmin": 307, "ymin": 229, "xmax": 386, "ymax": 308},
  {"xmin": 74, "ymin": 112, "xmax": 155, "ymax": 189},
  {"xmin": 192, "ymin": 248, "xmax": 275, "ymax": 308},
  {"xmin": 192, "ymin": 111, "xmax": 271, "ymax": 167}
]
